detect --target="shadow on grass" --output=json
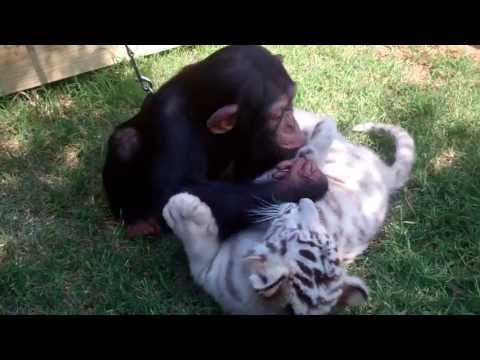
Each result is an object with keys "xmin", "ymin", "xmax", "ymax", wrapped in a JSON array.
[
  {"xmin": 347, "ymin": 83, "xmax": 480, "ymax": 314},
  {"xmin": 0, "ymin": 62, "xmax": 218, "ymax": 314}
]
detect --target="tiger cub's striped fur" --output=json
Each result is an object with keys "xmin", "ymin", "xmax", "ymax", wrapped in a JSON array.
[{"xmin": 162, "ymin": 110, "xmax": 415, "ymax": 315}]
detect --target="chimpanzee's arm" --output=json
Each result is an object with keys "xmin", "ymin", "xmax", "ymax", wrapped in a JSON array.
[
  {"xmin": 183, "ymin": 159, "xmax": 328, "ymax": 240},
  {"xmin": 147, "ymin": 108, "xmax": 208, "ymax": 229}
]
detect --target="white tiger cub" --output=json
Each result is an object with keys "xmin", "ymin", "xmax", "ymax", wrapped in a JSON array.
[{"xmin": 162, "ymin": 110, "xmax": 415, "ymax": 315}]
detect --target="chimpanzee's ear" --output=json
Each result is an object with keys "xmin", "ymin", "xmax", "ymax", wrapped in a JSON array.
[
  {"xmin": 275, "ymin": 54, "xmax": 284, "ymax": 62},
  {"xmin": 206, "ymin": 104, "xmax": 239, "ymax": 134}
]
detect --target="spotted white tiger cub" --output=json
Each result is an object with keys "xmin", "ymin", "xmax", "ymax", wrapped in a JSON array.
[{"xmin": 163, "ymin": 110, "xmax": 415, "ymax": 315}]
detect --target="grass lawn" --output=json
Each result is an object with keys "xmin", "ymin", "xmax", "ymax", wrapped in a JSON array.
[{"xmin": 0, "ymin": 45, "xmax": 479, "ymax": 315}]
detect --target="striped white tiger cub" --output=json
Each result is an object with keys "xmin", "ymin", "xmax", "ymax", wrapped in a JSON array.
[{"xmin": 163, "ymin": 110, "xmax": 415, "ymax": 315}]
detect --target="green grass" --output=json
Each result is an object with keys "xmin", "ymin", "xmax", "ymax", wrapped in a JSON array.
[{"xmin": 1, "ymin": 45, "xmax": 479, "ymax": 314}]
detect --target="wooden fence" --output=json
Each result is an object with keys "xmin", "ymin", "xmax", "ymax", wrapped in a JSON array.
[{"xmin": 0, "ymin": 45, "xmax": 181, "ymax": 96}]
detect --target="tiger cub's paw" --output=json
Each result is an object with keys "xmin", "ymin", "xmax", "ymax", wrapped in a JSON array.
[
  {"xmin": 297, "ymin": 116, "xmax": 337, "ymax": 162},
  {"xmin": 163, "ymin": 193, "xmax": 218, "ymax": 241}
]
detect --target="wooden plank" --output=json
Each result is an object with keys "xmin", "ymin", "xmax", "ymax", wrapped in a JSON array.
[{"xmin": 0, "ymin": 45, "xmax": 181, "ymax": 96}]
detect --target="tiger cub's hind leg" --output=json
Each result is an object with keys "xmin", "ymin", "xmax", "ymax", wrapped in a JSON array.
[{"xmin": 163, "ymin": 193, "xmax": 220, "ymax": 284}]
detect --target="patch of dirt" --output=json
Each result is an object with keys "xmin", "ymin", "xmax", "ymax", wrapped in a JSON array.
[
  {"xmin": 437, "ymin": 45, "xmax": 480, "ymax": 63},
  {"xmin": 0, "ymin": 137, "xmax": 23, "ymax": 154},
  {"xmin": 63, "ymin": 144, "xmax": 80, "ymax": 169},
  {"xmin": 373, "ymin": 46, "xmax": 432, "ymax": 85},
  {"xmin": 372, "ymin": 45, "xmax": 480, "ymax": 85},
  {"xmin": 57, "ymin": 94, "xmax": 74, "ymax": 109},
  {"xmin": 429, "ymin": 148, "xmax": 458, "ymax": 174},
  {"xmin": 374, "ymin": 45, "xmax": 480, "ymax": 63},
  {"xmin": 407, "ymin": 63, "xmax": 430, "ymax": 85}
]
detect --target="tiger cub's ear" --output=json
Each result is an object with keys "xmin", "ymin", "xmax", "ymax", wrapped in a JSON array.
[{"xmin": 245, "ymin": 255, "xmax": 289, "ymax": 298}]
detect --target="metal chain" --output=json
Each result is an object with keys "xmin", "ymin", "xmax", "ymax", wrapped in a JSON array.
[{"xmin": 124, "ymin": 45, "xmax": 154, "ymax": 94}]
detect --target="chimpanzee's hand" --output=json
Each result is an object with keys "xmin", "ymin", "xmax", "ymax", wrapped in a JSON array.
[
  {"xmin": 274, "ymin": 157, "xmax": 328, "ymax": 202},
  {"xmin": 272, "ymin": 158, "xmax": 323, "ymax": 183}
]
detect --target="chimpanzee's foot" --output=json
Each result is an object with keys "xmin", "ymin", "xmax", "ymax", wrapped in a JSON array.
[{"xmin": 126, "ymin": 217, "xmax": 162, "ymax": 237}]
